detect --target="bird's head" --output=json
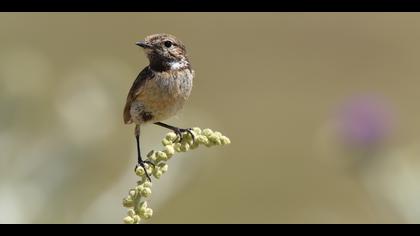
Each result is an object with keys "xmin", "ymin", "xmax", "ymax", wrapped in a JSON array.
[{"xmin": 136, "ymin": 33, "xmax": 189, "ymax": 71}]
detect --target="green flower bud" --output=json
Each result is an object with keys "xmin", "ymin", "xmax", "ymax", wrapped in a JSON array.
[
  {"xmin": 127, "ymin": 209, "xmax": 136, "ymax": 217},
  {"xmin": 163, "ymin": 145, "xmax": 175, "ymax": 157},
  {"xmin": 143, "ymin": 181, "xmax": 152, "ymax": 188},
  {"xmin": 192, "ymin": 127, "xmax": 202, "ymax": 135},
  {"xmin": 174, "ymin": 143, "xmax": 182, "ymax": 152},
  {"xmin": 208, "ymin": 133, "xmax": 221, "ymax": 144},
  {"xmin": 135, "ymin": 166, "xmax": 145, "ymax": 177},
  {"xmin": 156, "ymin": 151, "xmax": 168, "ymax": 161},
  {"xmin": 214, "ymin": 138, "xmax": 222, "ymax": 146},
  {"xmin": 165, "ymin": 132, "xmax": 177, "ymax": 142},
  {"xmin": 190, "ymin": 141, "xmax": 199, "ymax": 149},
  {"xmin": 139, "ymin": 206, "xmax": 146, "ymax": 215},
  {"xmin": 161, "ymin": 138, "xmax": 172, "ymax": 146},
  {"xmin": 153, "ymin": 170, "xmax": 163, "ymax": 179},
  {"xmin": 147, "ymin": 151, "xmax": 158, "ymax": 162},
  {"xmin": 138, "ymin": 201, "xmax": 148, "ymax": 210},
  {"xmin": 196, "ymin": 135, "xmax": 209, "ymax": 145},
  {"xmin": 180, "ymin": 143, "xmax": 190, "ymax": 152},
  {"xmin": 123, "ymin": 216, "xmax": 135, "ymax": 224},
  {"xmin": 202, "ymin": 128, "xmax": 213, "ymax": 137},
  {"xmin": 135, "ymin": 185, "xmax": 144, "ymax": 193},
  {"xmin": 133, "ymin": 215, "xmax": 141, "ymax": 223},
  {"xmin": 220, "ymin": 136, "xmax": 231, "ymax": 145},
  {"xmin": 140, "ymin": 187, "xmax": 152, "ymax": 197},
  {"xmin": 129, "ymin": 189, "xmax": 137, "ymax": 198},
  {"xmin": 122, "ymin": 197, "xmax": 134, "ymax": 207},
  {"xmin": 144, "ymin": 164, "xmax": 153, "ymax": 175},
  {"xmin": 147, "ymin": 150, "xmax": 155, "ymax": 158},
  {"xmin": 142, "ymin": 208, "xmax": 153, "ymax": 219},
  {"xmin": 158, "ymin": 163, "xmax": 169, "ymax": 173}
]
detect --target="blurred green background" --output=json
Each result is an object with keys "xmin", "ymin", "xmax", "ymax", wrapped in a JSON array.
[{"xmin": 2, "ymin": 13, "xmax": 420, "ymax": 223}]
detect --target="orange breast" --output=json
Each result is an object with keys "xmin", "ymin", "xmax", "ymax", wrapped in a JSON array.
[{"xmin": 133, "ymin": 69, "xmax": 193, "ymax": 122}]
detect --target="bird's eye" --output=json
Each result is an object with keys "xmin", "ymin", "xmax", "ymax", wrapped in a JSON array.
[{"xmin": 164, "ymin": 41, "xmax": 173, "ymax": 48}]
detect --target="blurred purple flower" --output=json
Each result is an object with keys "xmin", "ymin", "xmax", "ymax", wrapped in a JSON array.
[{"xmin": 336, "ymin": 95, "xmax": 394, "ymax": 150}]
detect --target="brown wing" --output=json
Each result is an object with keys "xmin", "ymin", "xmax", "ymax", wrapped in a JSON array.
[{"xmin": 123, "ymin": 66, "xmax": 154, "ymax": 124}]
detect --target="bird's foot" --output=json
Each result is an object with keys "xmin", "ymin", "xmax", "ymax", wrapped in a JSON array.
[
  {"xmin": 173, "ymin": 127, "xmax": 195, "ymax": 144},
  {"xmin": 134, "ymin": 160, "xmax": 155, "ymax": 182}
]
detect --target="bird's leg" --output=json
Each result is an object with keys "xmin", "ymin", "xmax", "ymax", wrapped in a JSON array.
[
  {"xmin": 134, "ymin": 125, "xmax": 154, "ymax": 182},
  {"xmin": 154, "ymin": 122, "xmax": 195, "ymax": 143}
]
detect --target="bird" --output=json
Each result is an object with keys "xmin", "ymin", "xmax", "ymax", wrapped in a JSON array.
[{"xmin": 123, "ymin": 33, "xmax": 195, "ymax": 182}]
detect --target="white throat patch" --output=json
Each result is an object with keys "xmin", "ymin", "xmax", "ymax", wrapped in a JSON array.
[{"xmin": 170, "ymin": 60, "xmax": 188, "ymax": 70}]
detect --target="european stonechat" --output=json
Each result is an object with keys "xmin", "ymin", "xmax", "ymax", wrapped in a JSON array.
[{"xmin": 123, "ymin": 33, "xmax": 195, "ymax": 181}]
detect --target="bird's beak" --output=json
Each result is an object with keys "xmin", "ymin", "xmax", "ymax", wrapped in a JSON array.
[{"xmin": 136, "ymin": 41, "xmax": 152, "ymax": 49}]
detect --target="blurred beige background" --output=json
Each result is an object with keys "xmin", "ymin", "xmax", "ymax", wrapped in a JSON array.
[{"xmin": 2, "ymin": 13, "xmax": 420, "ymax": 223}]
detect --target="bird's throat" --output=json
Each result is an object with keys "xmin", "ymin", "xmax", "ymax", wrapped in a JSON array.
[{"xmin": 148, "ymin": 54, "xmax": 189, "ymax": 72}]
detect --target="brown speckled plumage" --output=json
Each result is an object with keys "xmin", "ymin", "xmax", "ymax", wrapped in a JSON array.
[{"xmin": 123, "ymin": 34, "xmax": 194, "ymax": 125}]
